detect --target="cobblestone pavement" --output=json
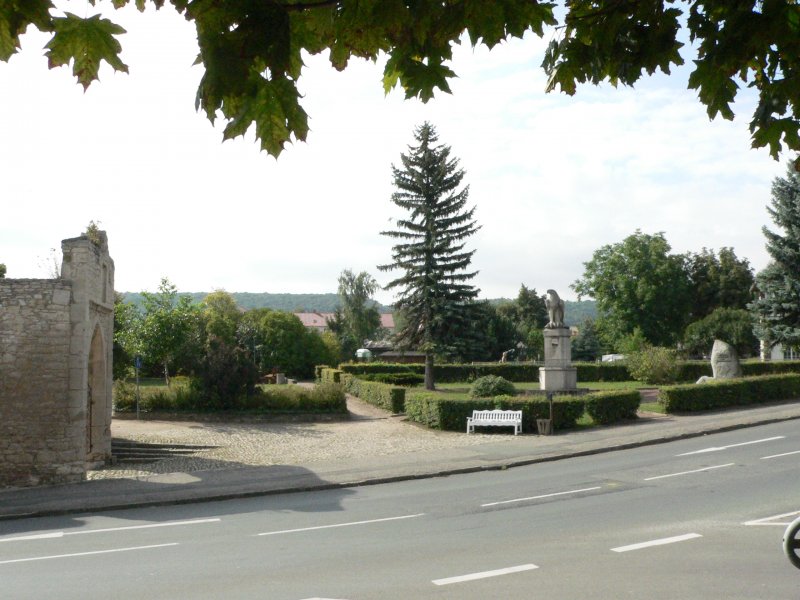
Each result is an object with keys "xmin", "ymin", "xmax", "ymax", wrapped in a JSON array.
[{"xmin": 89, "ymin": 395, "xmax": 506, "ymax": 481}]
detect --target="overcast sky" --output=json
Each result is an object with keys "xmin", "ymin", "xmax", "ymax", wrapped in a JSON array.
[{"xmin": 0, "ymin": 3, "xmax": 790, "ymax": 305}]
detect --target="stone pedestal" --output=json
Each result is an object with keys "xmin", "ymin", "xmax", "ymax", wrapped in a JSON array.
[{"xmin": 539, "ymin": 327, "xmax": 577, "ymax": 392}]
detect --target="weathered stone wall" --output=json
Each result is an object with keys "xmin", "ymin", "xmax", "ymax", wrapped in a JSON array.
[{"xmin": 0, "ymin": 232, "xmax": 114, "ymax": 488}]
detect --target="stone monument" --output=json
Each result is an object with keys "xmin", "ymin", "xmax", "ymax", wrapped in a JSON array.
[
  {"xmin": 540, "ymin": 289, "xmax": 577, "ymax": 391},
  {"xmin": 696, "ymin": 339, "xmax": 742, "ymax": 384}
]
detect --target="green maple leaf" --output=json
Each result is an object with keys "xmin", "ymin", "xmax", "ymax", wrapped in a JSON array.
[
  {"xmin": 220, "ymin": 75, "xmax": 309, "ymax": 156},
  {"xmin": 45, "ymin": 13, "xmax": 128, "ymax": 90},
  {"xmin": 0, "ymin": 0, "xmax": 52, "ymax": 61}
]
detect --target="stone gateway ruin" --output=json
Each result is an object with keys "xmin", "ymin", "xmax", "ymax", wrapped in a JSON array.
[{"xmin": 0, "ymin": 231, "xmax": 114, "ymax": 487}]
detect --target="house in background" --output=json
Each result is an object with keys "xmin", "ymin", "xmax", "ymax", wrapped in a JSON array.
[{"xmin": 294, "ymin": 312, "xmax": 395, "ymax": 335}]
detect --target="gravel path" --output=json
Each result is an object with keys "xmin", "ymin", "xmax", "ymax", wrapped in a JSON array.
[{"xmin": 88, "ymin": 394, "xmax": 506, "ymax": 481}]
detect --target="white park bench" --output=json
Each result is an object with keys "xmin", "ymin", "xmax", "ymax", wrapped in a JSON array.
[{"xmin": 466, "ymin": 409, "xmax": 523, "ymax": 435}]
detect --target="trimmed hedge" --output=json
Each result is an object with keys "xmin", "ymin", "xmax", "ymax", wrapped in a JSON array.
[
  {"xmin": 583, "ymin": 390, "xmax": 641, "ymax": 424},
  {"xmin": 319, "ymin": 367, "xmax": 343, "ymax": 384},
  {"xmin": 573, "ymin": 363, "xmax": 631, "ymax": 382},
  {"xmin": 113, "ymin": 379, "xmax": 347, "ymax": 414},
  {"xmin": 333, "ymin": 359, "xmax": 800, "ymax": 386},
  {"xmin": 659, "ymin": 373, "xmax": 800, "ymax": 413},
  {"xmin": 338, "ymin": 362, "xmax": 540, "ymax": 383},
  {"xmin": 342, "ymin": 375, "xmax": 405, "ymax": 413},
  {"xmin": 741, "ymin": 360, "xmax": 800, "ymax": 376},
  {"xmin": 359, "ymin": 372, "xmax": 425, "ymax": 386},
  {"xmin": 404, "ymin": 392, "xmax": 585, "ymax": 433}
]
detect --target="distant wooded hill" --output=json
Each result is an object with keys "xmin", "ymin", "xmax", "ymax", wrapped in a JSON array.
[
  {"xmin": 121, "ymin": 292, "xmax": 394, "ymax": 313},
  {"xmin": 120, "ymin": 292, "xmax": 597, "ymax": 324}
]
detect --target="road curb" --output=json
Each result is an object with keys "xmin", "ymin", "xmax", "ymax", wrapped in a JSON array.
[{"xmin": 2, "ymin": 411, "xmax": 798, "ymax": 522}]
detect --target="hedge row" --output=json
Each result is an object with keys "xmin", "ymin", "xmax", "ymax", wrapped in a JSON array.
[
  {"xmin": 404, "ymin": 390, "xmax": 641, "ymax": 432},
  {"xmin": 339, "ymin": 362, "xmax": 541, "ymax": 382},
  {"xmin": 583, "ymin": 390, "xmax": 641, "ymax": 425},
  {"xmin": 659, "ymin": 373, "xmax": 800, "ymax": 412},
  {"xmin": 341, "ymin": 374, "xmax": 405, "ymax": 413},
  {"xmin": 404, "ymin": 393, "xmax": 586, "ymax": 433}
]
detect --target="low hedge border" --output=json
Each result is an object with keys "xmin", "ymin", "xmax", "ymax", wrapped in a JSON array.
[
  {"xmin": 319, "ymin": 367, "xmax": 343, "ymax": 384},
  {"xmin": 333, "ymin": 359, "xmax": 800, "ymax": 386},
  {"xmin": 659, "ymin": 373, "xmax": 800, "ymax": 413},
  {"xmin": 583, "ymin": 390, "xmax": 641, "ymax": 424},
  {"xmin": 404, "ymin": 393, "xmax": 585, "ymax": 433},
  {"xmin": 342, "ymin": 375, "xmax": 405, "ymax": 413}
]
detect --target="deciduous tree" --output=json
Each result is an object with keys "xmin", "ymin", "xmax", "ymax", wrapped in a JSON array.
[
  {"xmin": 327, "ymin": 269, "xmax": 382, "ymax": 361},
  {"xmin": 573, "ymin": 231, "xmax": 691, "ymax": 350},
  {"xmin": 686, "ymin": 247, "xmax": 755, "ymax": 320},
  {"xmin": 379, "ymin": 122, "xmax": 480, "ymax": 389},
  {"xmin": 201, "ymin": 289, "xmax": 241, "ymax": 347},
  {"xmin": 2, "ymin": 2, "xmax": 797, "ymax": 159}
]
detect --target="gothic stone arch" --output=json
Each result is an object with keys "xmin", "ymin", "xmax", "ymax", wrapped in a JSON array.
[{"xmin": 0, "ymin": 231, "xmax": 114, "ymax": 487}]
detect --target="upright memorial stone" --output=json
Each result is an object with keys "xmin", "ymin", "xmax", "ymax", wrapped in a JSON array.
[{"xmin": 539, "ymin": 289, "xmax": 577, "ymax": 391}]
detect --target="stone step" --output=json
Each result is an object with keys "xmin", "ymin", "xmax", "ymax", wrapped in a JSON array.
[{"xmin": 110, "ymin": 439, "xmax": 216, "ymax": 464}]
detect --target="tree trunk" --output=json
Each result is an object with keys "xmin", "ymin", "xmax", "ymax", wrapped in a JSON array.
[
  {"xmin": 424, "ymin": 353, "xmax": 435, "ymax": 390},
  {"xmin": 163, "ymin": 362, "xmax": 171, "ymax": 387}
]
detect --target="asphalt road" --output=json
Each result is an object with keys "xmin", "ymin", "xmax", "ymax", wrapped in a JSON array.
[{"xmin": 2, "ymin": 421, "xmax": 799, "ymax": 599}]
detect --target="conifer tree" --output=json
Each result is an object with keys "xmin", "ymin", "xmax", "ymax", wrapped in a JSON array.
[
  {"xmin": 379, "ymin": 123, "xmax": 480, "ymax": 390},
  {"xmin": 750, "ymin": 160, "xmax": 800, "ymax": 351}
]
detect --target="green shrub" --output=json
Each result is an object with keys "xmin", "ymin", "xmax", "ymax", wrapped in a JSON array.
[
  {"xmin": 469, "ymin": 375, "xmax": 517, "ymax": 398},
  {"xmin": 314, "ymin": 364, "xmax": 330, "ymax": 382},
  {"xmin": 659, "ymin": 373, "xmax": 800, "ymax": 413},
  {"xmin": 320, "ymin": 367, "xmax": 343, "ymax": 384},
  {"xmin": 343, "ymin": 376, "xmax": 405, "ymax": 413},
  {"xmin": 113, "ymin": 377, "xmax": 198, "ymax": 412},
  {"xmin": 584, "ymin": 390, "xmax": 640, "ymax": 424},
  {"xmin": 404, "ymin": 393, "xmax": 585, "ymax": 433},
  {"xmin": 112, "ymin": 379, "xmax": 137, "ymax": 411},
  {"xmin": 573, "ymin": 362, "xmax": 632, "ymax": 382},
  {"xmin": 626, "ymin": 347, "xmax": 680, "ymax": 384},
  {"xmin": 361, "ymin": 372, "xmax": 425, "ymax": 386},
  {"xmin": 191, "ymin": 338, "xmax": 259, "ymax": 409},
  {"xmin": 243, "ymin": 383, "xmax": 347, "ymax": 412}
]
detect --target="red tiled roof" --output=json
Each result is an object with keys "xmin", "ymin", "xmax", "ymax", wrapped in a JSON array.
[{"xmin": 293, "ymin": 312, "xmax": 395, "ymax": 330}]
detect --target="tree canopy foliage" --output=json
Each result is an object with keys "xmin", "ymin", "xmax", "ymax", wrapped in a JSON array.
[
  {"xmin": 3, "ymin": 1, "xmax": 798, "ymax": 159},
  {"xmin": 573, "ymin": 230, "xmax": 692, "ymax": 349},
  {"xmin": 327, "ymin": 269, "xmax": 383, "ymax": 361},
  {"xmin": 575, "ymin": 231, "xmax": 757, "ymax": 352},
  {"xmin": 0, "ymin": 263, "xmax": 5, "ymax": 278},
  {"xmin": 750, "ymin": 160, "xmax": 800, "ymax": 349},
  {"xmin": 686, "ymin": 247, "xmax": 755, "ymax": 320}
]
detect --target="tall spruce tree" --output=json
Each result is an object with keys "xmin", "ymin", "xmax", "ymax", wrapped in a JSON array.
[
  {"xmin": 750, "ymin": 160, "xmax": 800, "ymax": 351},
  {"xmin": 379, "ymin": 123, "xmax": 480, "ymax": 390}
]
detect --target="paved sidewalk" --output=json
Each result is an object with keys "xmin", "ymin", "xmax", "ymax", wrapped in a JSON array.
[{"xmin": 1, "ymin": 398, "xmax": 799, "ymax": 520}]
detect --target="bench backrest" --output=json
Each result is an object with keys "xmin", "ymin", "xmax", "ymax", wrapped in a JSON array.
[{"xmin": 471, "ymin": 410, "xmax": 522, "ymax": 421}]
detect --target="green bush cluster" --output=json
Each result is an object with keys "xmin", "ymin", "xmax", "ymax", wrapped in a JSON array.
[
  {"xmin": 469, "ymin": 375, "xmax": 517, "ymax": 398},
  {"xmin": 659, "ymin": 374, "xmax": 800, "ymax": 412},
  {"xmin": 358, "ymin": 372, "xmax": 425, "ymax": 386},
  {"xmin": 338, "ymin": 362, "xmax": 541, "ymax": 382},
  {"xmin": 626, "ymin": 347, "xmax": 681, "ymax": 384},
  {"xmin": 583, "ymin": 390, "xmax": 641, "ymax": 424},
  {"xmin": 319, "ymin": 367, "xmax": 343, "ymax": 384},
  {"xmin": 741, "ymin": 360, "xmax": 800, "ymax": 376},
  {"xmin": 338, "ymin": 361, "xmax": 646, "ymax": 383},
  {"xmin": 404, "ymin": 393, "xmax": 586, "ymax": 433},
  {"xmin": 113, "ymin": 377, "xmax": 197, "ymax": 412},
  {"xmin": 113, "ymin": 379, "xmax": 347, "ymax": 414},
  {"xmin": 342, "ymin": 375, "xmax": 405, "ymax": 413},
  {"xmin": 573, "ymin": 363, "xmax": 631, "ymax": 382}
]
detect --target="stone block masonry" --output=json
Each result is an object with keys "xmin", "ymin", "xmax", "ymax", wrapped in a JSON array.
[{"xmin": 0, "ymin": 232, "xmax": 114, "ymax": 487}]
